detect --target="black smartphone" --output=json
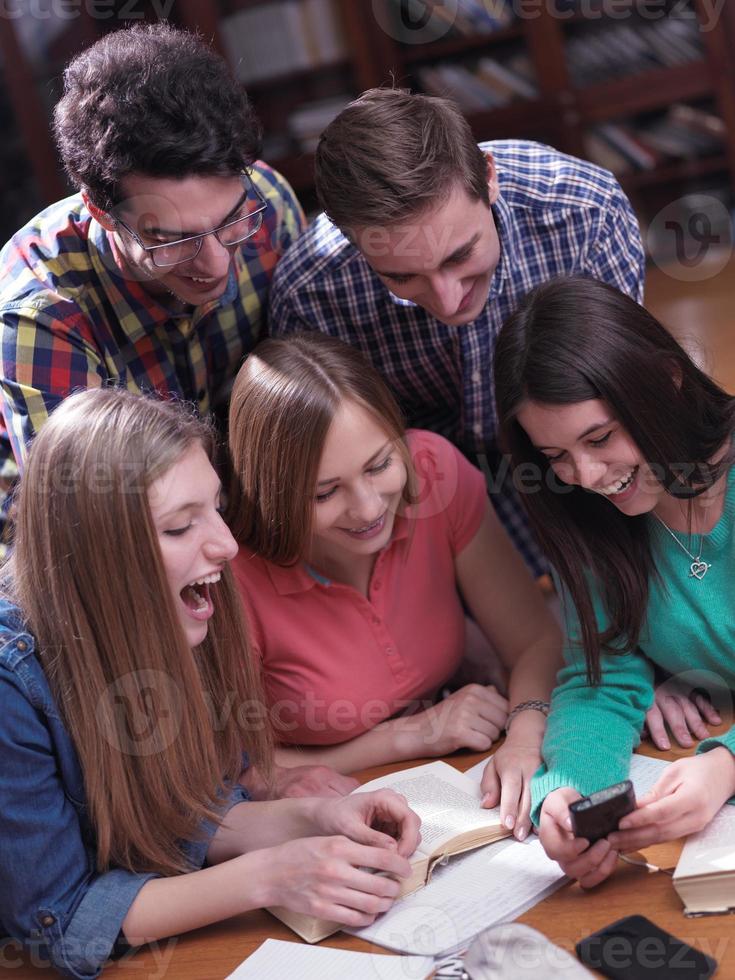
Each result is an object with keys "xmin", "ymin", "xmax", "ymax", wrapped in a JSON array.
[
  {"xmin": 576, "ymin": 914, "xmax": 717, "ymax": 979},
  {"xmin": 569, "ymin": 779, "xmax": 636, "ymax": 843}
]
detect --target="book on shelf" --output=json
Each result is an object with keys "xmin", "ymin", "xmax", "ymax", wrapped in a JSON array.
[
  {"xmin": 586, "ymin": 104, "xmax": 726, "ymax": 174},
  {"xmin": 565, "ymin": 15, "xmax": 703, "ymax": 87},
  {"xmin": 266, "ymin": 760, "xmax": 511, "ymax": 943},
  {"xmin": 384, "ymin": 0, "xmax": 514, "ymax": 43},
  {"xmin": 673, "ymin": 802, "xmax": 735, "ymax": 915},
  {"xmin": 221, "ymin": 0, "xmax": 346, "ymax": 86},
  {"xmin": 594, "ymin": 122, "xmax": 661, "ymax": 170},
  {"xmin": 417, "ymin": 53, "xmax": 536, "ymax": 111},
  {"xmin": 584, "ymin": 132, "xmax": 633, "ymax": 177}
]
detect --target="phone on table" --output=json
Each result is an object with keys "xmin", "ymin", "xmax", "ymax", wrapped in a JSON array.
[
  {"xmin": 576, "ymin": 914, "xmax": 717, "ymax": 979},
  {"xmin": 569, "ymin": 779, "xmax": 636, "ymax": 843}
]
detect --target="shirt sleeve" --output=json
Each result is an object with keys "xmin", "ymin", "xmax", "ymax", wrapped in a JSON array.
[
  {"xmin": 409, "ymin": 430, "xmax": 487, "ymax": 554},
  {"xmin": 267, "ymin": 250, "xmax": 314, "ymax": 337},
  {"xmin": 252, "ymin": 163, "xmax": 306, "ymax": 259},
  {"xmin": 0, "ymin": 667, "xmax": 249, "ymax": 979},
  {"xmin": 530, "ymin": 578, "xmax": 655, "ymax": 826},
  {"xmin": 579, "ymin": 177, "xmax": 646, "ymax": 303},
  {"xmin": 0, "ymin": 305, "xmax": 107, "ymax": 470},
  {"xmin": 0, "ymin": 669, "xmax": 157, "ymax": 979}
]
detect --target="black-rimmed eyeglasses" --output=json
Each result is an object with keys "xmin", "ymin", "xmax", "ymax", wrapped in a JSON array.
[{"xmin": 113, "ymin": 174, "xmax": 268, "ymax": 268}]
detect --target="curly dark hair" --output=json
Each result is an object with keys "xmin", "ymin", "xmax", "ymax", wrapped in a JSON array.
[{"xmin": 53, "ymin": 23, "xmax": 262, "ymax": 210}]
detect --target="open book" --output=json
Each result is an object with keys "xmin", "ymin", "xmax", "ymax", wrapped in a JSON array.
[
  {"xmin": 267, "ymin": 760, "xmax": 510, "ymax": 942},
  {"xmin": 673, "ymin": 802, "xmax": 735, "ymax": 915}
]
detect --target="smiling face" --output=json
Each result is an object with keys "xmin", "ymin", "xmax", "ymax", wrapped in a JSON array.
[
  {"xmin": 107, "ymin": 172, "xmax": 254, "ymax": 306},
  {"xmin": 308, "ymin": 400, "xmax": 408, "ymax": 569},
  {"xmin": 148, "ymin": 442, "xmax": 238, "ymax": 648},
  {"xmin": 517, "ymin": 398, "xmax": 668, "ymax": 516},
  {"xmin": 354, "ymin": 179, "xmax": 500, "ymax": 327}
]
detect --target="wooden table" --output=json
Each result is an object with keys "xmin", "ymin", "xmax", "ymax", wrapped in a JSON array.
[{"xmin": 6, "ymin": 743, "xmax": 734, "ymax": 978}]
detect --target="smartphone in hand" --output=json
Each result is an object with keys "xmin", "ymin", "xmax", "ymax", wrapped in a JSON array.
[{"xmin": 569, "ymin": 780, "xmax": 635, "ymax": 844}]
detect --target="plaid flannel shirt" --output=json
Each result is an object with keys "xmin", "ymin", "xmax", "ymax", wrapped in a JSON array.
[
  {"xmin": 0, "ymin": 161, "xmax": 305, "ymax": 532},
  {"xmin": 269, "ymin": 141, "xmax": 645, "ymax": 575}
]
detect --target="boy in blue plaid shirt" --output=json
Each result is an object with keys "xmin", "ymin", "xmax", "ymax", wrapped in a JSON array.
[{"xmin": 269, "ymin": 88, "xmax": 645, "ymax": 575}]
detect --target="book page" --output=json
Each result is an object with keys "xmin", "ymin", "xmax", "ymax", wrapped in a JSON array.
[
  {"xmin": 356, "ymin": 761, "xmax": 501, "ymax": 855},
  {"xmin": 352, "ymin": 836, "xmax": 566, "ymax": 956},
  {"xmin": 226, "ymin": 939, "xmax": 433, "ymax": 979},
  {"xmin": 676, "ymin": 804, "xmax": 735, "ymax": 878}
]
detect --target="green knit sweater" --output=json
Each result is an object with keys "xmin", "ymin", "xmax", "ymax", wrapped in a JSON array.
[{"xmin": 531, "ymin": 466, "xmax": 735, "ymax": 825}]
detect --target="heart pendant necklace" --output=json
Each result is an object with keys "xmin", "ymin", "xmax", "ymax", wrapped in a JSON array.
[{"xmin": 653, "ymin": 514, "xmax": 710, "ymax": 580}]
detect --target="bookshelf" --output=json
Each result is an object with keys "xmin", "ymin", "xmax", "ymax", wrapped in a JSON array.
[
  {"xmin": 368, "ymin": 0, "xmax": 735, "ymax": 232},
  {"xmin": 0, "ymin": 0, "xmax": 733, "ymax": 242},
  {"xmin": 177, "ymin": 0, "xmax": 386, "ymax": 196}
]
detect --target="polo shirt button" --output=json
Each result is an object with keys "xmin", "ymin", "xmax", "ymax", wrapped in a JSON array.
[
  {"xmin": 16, "ymin": 640, "xmax": 27, "ymax": 652},
  {"xmin": 373, "ymin": 580, "xmax": 381, "ymax": 590},
  {"xmin": 372, "ymin": 616, "xmax": 380, "ymax": 625},
  {"xmin": 40, "ymin": 914, "xmax": 55, "ymax": 927},
  {"xmin": 386, "ymin": 646, "xmax": 394, "ymax": 655}
]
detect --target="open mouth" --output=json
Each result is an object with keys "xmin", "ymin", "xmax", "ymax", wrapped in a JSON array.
[
  {"xmin": 457, "ymin": 281, "xmax": 476, "ymax": 314},
  {"xmin": 180, "ymin": 571, "xmax": 220, "ymax": 620},
  {"xmin": 594, "ymin": 465, "xmax": 639, "ymax": 497},
  {"xmin": 177, "ymin": 273, "xmax": 224, "ymax": 291}
]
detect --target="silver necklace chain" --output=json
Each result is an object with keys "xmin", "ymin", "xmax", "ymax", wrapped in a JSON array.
[{"xmin": 652, "ymin": 514, "xmax": 711, "ymax": 580}]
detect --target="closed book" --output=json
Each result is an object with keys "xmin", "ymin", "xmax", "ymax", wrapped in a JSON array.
[{"xmin": 673, "ymin": 804, "xmax": 735, "ymax": 915}]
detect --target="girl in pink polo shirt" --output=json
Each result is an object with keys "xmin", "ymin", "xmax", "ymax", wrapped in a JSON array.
[{"xmin": 228, "ymin": 333, "xmax": 562, "ymax": 838}]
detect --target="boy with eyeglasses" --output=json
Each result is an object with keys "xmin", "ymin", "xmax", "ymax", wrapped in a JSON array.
[{"xmin": 0, "ymin": 22, "xmax": 305, "ymax": 532}]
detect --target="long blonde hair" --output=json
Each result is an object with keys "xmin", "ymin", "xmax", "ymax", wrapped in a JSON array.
[{"xmin": 7, "ymin": 388, "xmax": 271, "ymax": 875}]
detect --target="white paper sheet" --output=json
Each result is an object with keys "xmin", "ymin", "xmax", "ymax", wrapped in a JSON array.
[
  {"xmin": 226, "ymin": 939, "xmax": 433, "ymax": 979},
  {"xmin": 350, "ymin": 836, "xmax": 566, "ymax": 956}
]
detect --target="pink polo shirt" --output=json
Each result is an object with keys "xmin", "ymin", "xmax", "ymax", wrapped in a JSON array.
[{"xmin": 232, "ymin": 429, "xmax": 487, "ymax": 745}]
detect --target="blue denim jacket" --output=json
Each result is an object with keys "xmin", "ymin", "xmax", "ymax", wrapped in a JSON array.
[{"xmin": 0, "ymin": 598, "xmax": 250, "ymax": 978}]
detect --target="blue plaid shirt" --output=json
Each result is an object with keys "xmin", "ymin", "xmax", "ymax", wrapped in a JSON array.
[{"xmin": 269, "ymin": 141, "xmax": 645, "ymax": 575}]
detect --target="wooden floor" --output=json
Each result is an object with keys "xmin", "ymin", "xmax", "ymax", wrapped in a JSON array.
[{"xmin": 645, "ymin": 249, "xmax": 735, "ymax": 393}]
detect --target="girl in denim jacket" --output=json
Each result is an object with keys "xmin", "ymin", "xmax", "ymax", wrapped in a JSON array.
[{"xmin": 0, "ymin": 388, "xmax": 419, "ymax": 979}]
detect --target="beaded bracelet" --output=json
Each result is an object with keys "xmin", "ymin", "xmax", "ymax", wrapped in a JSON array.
[{"xmin": 505, "ymin": 699, "xmax": 550, "ymax": 733}]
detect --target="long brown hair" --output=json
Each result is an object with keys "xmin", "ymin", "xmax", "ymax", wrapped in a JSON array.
[
  {"xmin": 228, "ymin": 332, "xmax": 416, "ymax": 564},
  {"xmin": 6, "ymin": 388, "xmax": 271, "ymax": 875},
  {"xmin": 495, "ymin": 277, "xmax": 735, "ymax": 682}
]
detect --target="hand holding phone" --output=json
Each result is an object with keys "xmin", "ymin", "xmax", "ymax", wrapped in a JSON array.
[
  {"xmin": 569, "ymin": 780, "xmax": 636, "ymax": 844},
  {"xmin": 538, "ymin": 787, "xmax": 622, "ymax": 890}
]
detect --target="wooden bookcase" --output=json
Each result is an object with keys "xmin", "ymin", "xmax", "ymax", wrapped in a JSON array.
[
  {"xmin": 367, "ymin": 0, "xmax": 735, "ymax": 223},
  {"xmin": 0, "ymin": 0, "xmax": 733, "ymax": 242}
]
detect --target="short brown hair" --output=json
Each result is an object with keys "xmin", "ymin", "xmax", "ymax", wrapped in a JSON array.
[
  {"xmin": 228, "ymin": 333, "xmax": 416, "ymax": 564},
  {"xmin": 315, "ymin": 87, "xmax": 489, "ymax": 233}
]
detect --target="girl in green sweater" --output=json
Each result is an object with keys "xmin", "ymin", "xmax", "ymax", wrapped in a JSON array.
[{"xmin": 494, "ymin": 276, "xmax": 735, "ymax": 888}]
